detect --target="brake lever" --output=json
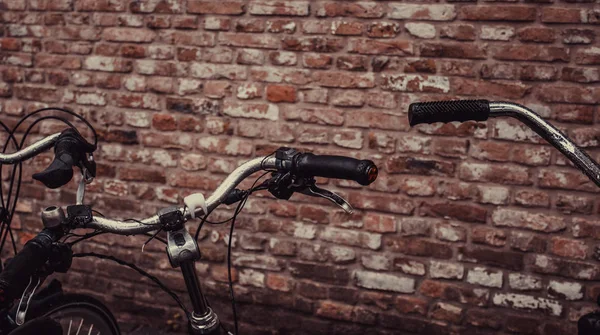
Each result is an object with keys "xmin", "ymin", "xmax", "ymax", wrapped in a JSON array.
[
  {"xmin": 298, "ymin": 184, "xmax": 354, "ymax": 214},
  {"xmin": 15, "ymin": 275, "xmax": 41, "ymax": 325}
]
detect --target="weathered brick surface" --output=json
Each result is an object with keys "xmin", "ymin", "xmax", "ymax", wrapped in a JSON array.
[{"xmin": 1, "ymin": 1, "xmax": 599, "ymax": 334}]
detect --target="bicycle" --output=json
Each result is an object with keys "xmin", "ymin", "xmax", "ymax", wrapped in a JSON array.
[{"xmin": 0, "ymin": 115, "xmax": 378, "ymax": 334}]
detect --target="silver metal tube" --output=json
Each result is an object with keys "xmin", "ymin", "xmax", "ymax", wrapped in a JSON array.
[
  {"xmin": 489, "ymin": 102, "xmax": 600, "ymax": 187},
  {"xmin": 0, "ymin": 133, "xmax": 61, "ymax": 164},
  {"xmin": 85, "ymin": 156, "xmax": 277, "ymax": 235}
]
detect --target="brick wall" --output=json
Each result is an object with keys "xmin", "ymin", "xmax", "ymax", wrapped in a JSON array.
[{"xmin": 1, "ymin": 0, "xmax": 600, "ymax": 334}]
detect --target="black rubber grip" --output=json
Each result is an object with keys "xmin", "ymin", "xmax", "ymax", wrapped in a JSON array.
[
  {"xmin": 294, "ymin": 154, "xmax": 378, "ymax": 186},
  {"xmin": 408, "ymin": 100, "xmax": 490, "ymax": 126},
  {"xmin": 0, "ymin": 229, "xmax": 58, "ymax": 307}
]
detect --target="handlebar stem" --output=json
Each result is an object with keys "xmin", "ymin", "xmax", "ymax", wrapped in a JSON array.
[{"xmin": 489, "ymin": 102, "xmax": 600, "ymax": 187}]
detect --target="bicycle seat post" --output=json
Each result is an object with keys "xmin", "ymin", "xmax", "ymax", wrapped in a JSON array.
[{"xmin": 158, "ymin": 207, "xmax": 221, "ymax": 335}]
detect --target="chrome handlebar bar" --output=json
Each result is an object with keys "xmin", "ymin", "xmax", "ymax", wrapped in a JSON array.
[
  {"xmin": 84, "ymin": 156, "xmax": 277, "ymax": 235},
  {"xmin": 489, "ymin": 102, "xmax": 600, "ymax": 187},
  {"xmin": 0, "ymin": 133, "xmax": 62, "ymax": 164}
]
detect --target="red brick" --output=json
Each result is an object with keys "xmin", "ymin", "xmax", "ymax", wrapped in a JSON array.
[
  {"xmin": 282, "ymin": 37, "xmax": 344, "ymax": 53},
  {"xmin": 112, "ymin": 92, "xmax": 161, "ymax": 110},
  {"xmin": 541, "ymin": 7, "xmax": 583, "ymax": 23},
  {"xmin": 549, "ymin": 237, "xmax": 588, "ymax": 260},
  {"xmin": 386, "ymin": 238, "xmax": 452, "ymax": 259},
  {"xmin": 284, "ymin": 108, "xmax": 343, "ymax": 126},
  {"xmin": 302, "ymin": 53, "xmax": 333, "ymax": 69},
  {"xmin": 459, "ymin": 246, "xmax": 524, "ymax": 271},
  {"xmin": 120, "ymin": 167, "xmax": 166, "ymax": 183},
  {"xmin": 461, "ymin": 6, "xmax": 536, "ymax": 21},
  {"xmin": 563, "ymin": 29, "xmax": 595, "ymax": 44},
  {"xmin": 420, "ymin": 201, "xmax": 487, "ymax": 223},
  {"xmin": 389, "ymin": 4, "xmax": 456, "ymax": 21},
  {"xmin": 269, "ymin": 51, "xmax": 297, "ymax": 66},
  {"xmin": 349, "ymin": 192, "xmax": 414, "ymax": 215},
  {"xmin": 420, "ymin": 42, "xmax": 486, "ymax": 59},
  {"xmin": 249, "ymin": 1, "xmax": 309, "ymax": 16},
  {"xmin": 562, "ymin": 67, "xmax": 600, "ymax": 84},
  {"xmin": 159, "ymin": 31, "xmax": 215, "ymax": 47},
  {"xmin": 366, "ymin": 22, "xmax": 400, "ymax": 38},
  {"xmin": 235, "ymin": 19, "xmax": 265, "ymax": 33},
  {"xmin": 494, "ymin": 45, "xmax": 569, "ymax": 62},
  {"xmin": 349, "ymin": 39, "xmax": 413, "ymax": 56},
  {"xmin": 331, "ymin": 21, "xmax": 363, "ymax": 36},
  {"xmin": 0, "ymin": 38, "xmax": 21, "ymax": 51},
  {"xmin": 459, "ymin": 162, "xmax": 532, "ymax": 185},
  {"xmin": 440, "ymin": 25, "xmax": 476, "ymax": 41},
  {"xmin": 120, "ymin": 45, "xmax": 146, "ymax": 58},
  {"xmin": 470, "ymin": 141, "xmax": 511, "ymax": 162},
  {"xmin": 266, "ymin": 84, "xmax": 296, "ymax": 103},
  {"xmin": 465, "ymin": 309, "xmax": 502, "ymax": 330},
  {"xmin": 517, "ymin": 27, "xmax": 556, "ymax": 43},
  {"xmin": 574, "ymin": 47, "xmax": 600, "ymax": 65},
  {"xmin": 35, "ymin": 54, "xmax": 81, "ymax": 69},
  {"xmin": 76, "ymin": 0, "xmax": 126, "ymax": 12},
  {"xmin": 145, "ymin": 16, "xmax": 171, "ymax": 29},
  {"xmin": 316, "ymin": 2, "xmax": 384, "ymax": 18},
  {"xmin": 472, "ymin": 227, "xmax": 507, "ymax": 248},
  {"xmin": 336, "ymin": 56, "xmax": 368, "ymax": 71},
  {"xmin": 430, "ymin": 302, "xmax": 462, "ymax": 324},
  {"xmin": 519, "ymin": 65, "xmax": 558, "ymax": 81},
  {"xmin": 537, "ymin": 85, "xmax": 600, "ymax": 104},
  {"xmin": 152, "ymin": 113, "xmax": 176, "ymax": 131},
  {"xmin": 266, "ymin": 20, "xmax": 295, "ymax": 34},
  {"xmin": 187, "ymin": 1, "xmax": 245, "ymax": 15},
  {"xmin": 313, "ymin": 71, "xmax": 374, "ymax": 89},
  {"xmin": 14, "ymin": 85, "xmax": 59, "ymax": 102},
  {"xmin": 103, "ymin": 27, "xmax": 156, "ymax": 42}
]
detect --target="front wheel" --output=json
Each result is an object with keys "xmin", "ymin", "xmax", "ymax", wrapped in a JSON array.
[{"xmin": 36, "ymin": 294, "xmax": 120, "ymax": 335}]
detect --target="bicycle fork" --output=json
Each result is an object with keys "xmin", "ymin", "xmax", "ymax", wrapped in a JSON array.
[{"xmin": 162, "ymin": 210, "xmax": 221, "ymax": 335}]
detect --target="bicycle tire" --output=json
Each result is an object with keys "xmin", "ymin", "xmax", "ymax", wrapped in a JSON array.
[{"xmin": 33, "ymin": 293, "xmax": 120, "ymax": 335}]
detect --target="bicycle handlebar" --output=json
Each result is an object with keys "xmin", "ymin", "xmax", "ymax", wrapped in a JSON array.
[
  {"xmin": 83, "ymin": 153, "xmax": 377, "ymax": 235},
  {"xmin": 84, "ymin": 156, "xmax": 277, "ymax": 234},
  {"xmin": 408, "ymin": 100, "xmax": 600, "ymax": 188}
]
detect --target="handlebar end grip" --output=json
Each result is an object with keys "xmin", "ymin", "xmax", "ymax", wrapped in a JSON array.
[
  {"xmin": 357, "ymin": 160, "xmax": 378, "ymax": 186},
  {"xmin": 408, "ymin": 99, "xmax": 490, "ymax": 126}
]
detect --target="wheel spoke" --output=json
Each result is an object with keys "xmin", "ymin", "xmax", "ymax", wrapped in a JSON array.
[
  {"xmin": 68, "ymin": 319, "xmax": 72, "ymax": 335},
  {"xmin": 76, "ymin": 319, "xmax": 83, "ymax": 335}
]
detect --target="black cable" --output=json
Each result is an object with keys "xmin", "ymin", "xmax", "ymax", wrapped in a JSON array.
[
  {"xmin": 73, "ymin": 252, "xmax": 189, "ymax": 317},
  {"xmin": 223, "ymin": 172, "xmax": 271, "ymax": 335},
  {"xmin": 228, "ymin": 196, "xmax": 246, "ymax": 335},
  {"xmin": 91, "ymin": 210, "xmax": 105, "ymax": 217},
  {"xmin": 67, "ymin": 231, "xmax": 105, "ymax": 245},
  {"xmin": 0, "ymin": 120, "xmax": 21, "ymax": 209},
  {"xmin": 0, "ymin": 120, "xmax": 23, "ymax": 255},
  {"xmin": 142, "ymin": 227, "xmax": 164, "ymax": 252},
  {"xmin": 8, "ymin": 107, "xmax": 97, "ymax": 148}
]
